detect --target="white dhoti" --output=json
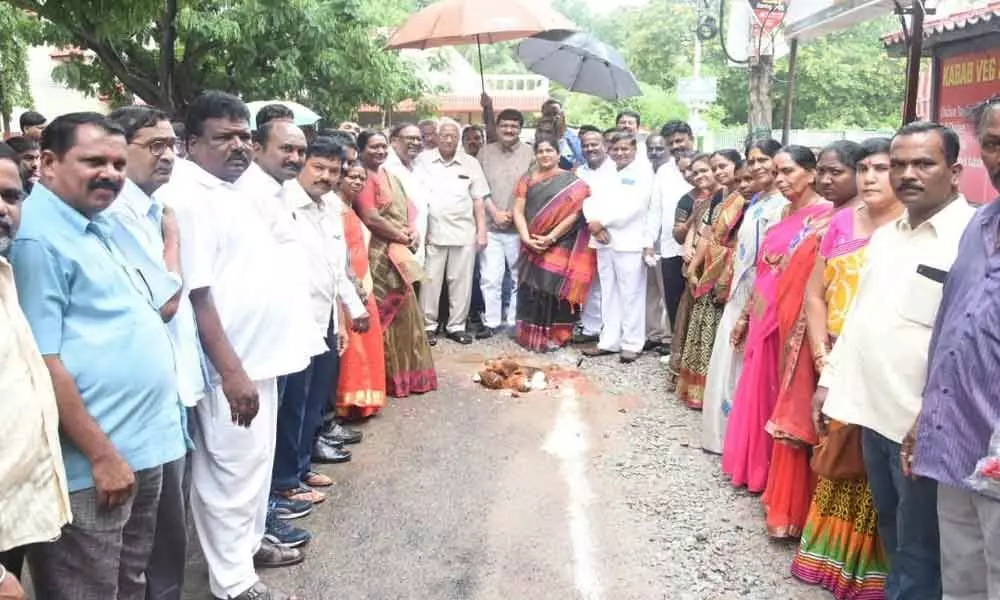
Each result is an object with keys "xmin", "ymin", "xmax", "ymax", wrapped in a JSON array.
[
  {"xmin": 644, "ymin": 261, "xmax": 668, "ymax": 343},
  {"xmin": 580, "ymin": 275, "xmax": 602, "ymax": 337},
  {"xmin": 190, "ymin": 378, "xmax": 278, "ymax": 599},
  {"xmin": 597, "ymin": 248, "xmax": 647, "ymax": 353}
]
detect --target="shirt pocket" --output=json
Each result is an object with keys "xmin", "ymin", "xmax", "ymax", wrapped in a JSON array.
[{"xmin": 897, "ymin": 268, "xmax": 945, "ymax": 327}]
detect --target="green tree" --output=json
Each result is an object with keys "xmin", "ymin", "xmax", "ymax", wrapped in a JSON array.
[
  {"xmin": 2, "ymin": 0, "xmax": 426, "ymax": 119},
  {"xmin": 0, "ymin": 8, "xmax": 40, "ymax": 132},
  {"xmin": 771, "ymin": 17, "xmax": 907, "ymax": 129}
]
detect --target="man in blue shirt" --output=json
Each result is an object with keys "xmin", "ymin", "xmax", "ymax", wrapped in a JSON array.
[{"xmin": 11, "ymin": 113, "xmax": 185, "ymax": 598}]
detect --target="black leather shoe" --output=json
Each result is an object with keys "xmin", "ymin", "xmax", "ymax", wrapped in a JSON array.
[
  {"xmin": 447, "ymin": 331, "xmax": 473, "ymax": 344},
  {"xmin": 322, "ymin": 422, "xmax": 363, "ymax": 445},
  {"xmin": 475, "ymin": 327, "xmax": 496, "ymax": 340},
  {"xmin": 311, "ymin": 439, "xmax": 352, "ymax": 464}
]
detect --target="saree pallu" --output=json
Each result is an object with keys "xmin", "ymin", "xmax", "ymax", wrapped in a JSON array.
[
  {"xmin": 677, "ymin": 191, "xmax": 729, "ymax": 409},
  {"xmin": 792, "ymin": 207, "xmax": 888, "ymax": 598},
  {"xmin": 762, "ymin": 232, "xmax": 824, "ymax": 539},
  {"xmin": 336, "ymin": 207, "xmax": 387, "ymax": 419},
  {"xmin": 722, "ymin": 201, "xmax": 831, "ymax": 493},
  {"xmin": 358, "ymin": 167, "xmax": 437, "ymax": 397},
  {"xmin": 514, "ymin": 169, "xmax": 594, "ymax": 352}
]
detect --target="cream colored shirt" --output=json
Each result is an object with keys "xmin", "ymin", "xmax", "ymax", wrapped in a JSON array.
[
  {"xmin": 281, "ymin": 179, "xmax": 366, "ymax": 339},
  {"xmin": 0, "ymin": 256, "xmax": 71, "ymax": 551},
  {"xmin": 415, "ymin": 149, "xmax": 489, "ymax": 246},
  {"xmin": 821, "ymin": 197, "xmax": 976, "ymax": 443}
]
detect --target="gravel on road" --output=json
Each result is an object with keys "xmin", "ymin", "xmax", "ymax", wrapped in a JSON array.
[{"xmin": 454, "ymin": 332, "xmax": 831, "ymax": 600}]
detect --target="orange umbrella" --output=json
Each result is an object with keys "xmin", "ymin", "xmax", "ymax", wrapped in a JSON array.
[{"xmin": 386, "ymin": 0, "xmax": 575, "ymax": 89}]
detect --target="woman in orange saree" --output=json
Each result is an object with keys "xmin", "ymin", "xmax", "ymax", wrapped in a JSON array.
[
  {"xmin": 677, "ymin": 150, "xmax": 741, "ymax": 409},
  {"xmin": 354, "ymin": 131, "xmax": 437, "ymax": 397},
  {"xmin": 335, "ymin": 162, "xmax": 388, "ymax": 419}
]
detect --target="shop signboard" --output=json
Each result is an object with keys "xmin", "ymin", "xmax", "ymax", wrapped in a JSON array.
[{"xmin": 937, "ymin": 48, "xmax": 1000, "ymax": 204}]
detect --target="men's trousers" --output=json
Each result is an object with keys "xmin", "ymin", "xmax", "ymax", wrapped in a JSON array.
[
  {"xmin": 273, "ymin": 342, "xmax": 340, "ymax": 491},
  {"xmin": 480, "ymin": 231, "xmax": 520, "ymax": 328},
  {"xmin": 145, "ymin": 455, "xmax": 191, "ymax": 600},
  {"xmin": 937, "ymin": 483, "xmax": 1000, "ymax": 600},
  {"xmin": 420, "ymin": 243, "xmax": 476, "ymax": 334},
  {"xmin": 580, "ymin": 275, "xmax": 602, "ymax": 337},
  {"xmin": 30, "ymin": 466, "xmax": 164, "ymax": 600},
  {"xmin": 596, "ymin": 248, "xmax": 647, "ymax": 353},
  {"xmin": 645, "ymin": 260, "xmax": 669, "ymax": 343},
  {"xmin": 862, "ymin": 427, "xmax": 941, "ymax": 600},
  {"xmin": 190, "ymin": 378, "xmax": 278, "ymax": 599},
  {"xmin": 660, "ymin": 255, "xmax": 685, "ymax": 328}
]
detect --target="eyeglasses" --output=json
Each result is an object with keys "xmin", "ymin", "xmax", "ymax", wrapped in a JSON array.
[{"xmin": 133, "ymin": 138, "xmax": 178, "ymax": 157}]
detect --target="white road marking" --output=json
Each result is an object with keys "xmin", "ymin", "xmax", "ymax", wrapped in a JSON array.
[{"xmin": 543, "ymin": 384, "xmax": 603, "ymax": 600}]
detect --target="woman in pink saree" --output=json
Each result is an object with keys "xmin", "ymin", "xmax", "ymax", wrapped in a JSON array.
[{"xmin": 722, "ymin": 146, "xmax": 832, "ymax": 493}]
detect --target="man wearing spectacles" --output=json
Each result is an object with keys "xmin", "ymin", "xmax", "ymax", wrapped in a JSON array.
[{"xmin": 105, "ymin": 105, "xmax": 207, "ymax": 600}]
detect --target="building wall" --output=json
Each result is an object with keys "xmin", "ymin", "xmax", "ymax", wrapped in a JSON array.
[{"xmin": 11, "ymin": 46, "xmax": 109, "ymax": 133}]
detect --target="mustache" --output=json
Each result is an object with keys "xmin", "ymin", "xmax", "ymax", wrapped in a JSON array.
[
  {"xmin": 896, "ymin": 182, "xmax": 923, "ymax": 192},
  {"xmin": 88, "ymin": 179, "xmax": 123, "ymax": 193},
  {"xmin": 227, "ymin": 150, "xmax": 249, "ymax": 163}
]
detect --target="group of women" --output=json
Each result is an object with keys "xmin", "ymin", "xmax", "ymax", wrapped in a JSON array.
[
  {"xmin": 347, "ymin": 126, "xmax": 905, "ymax": 598},
  {"xmin": 666, "ymin": 136, "xmax": 905, "ymax": 599}
]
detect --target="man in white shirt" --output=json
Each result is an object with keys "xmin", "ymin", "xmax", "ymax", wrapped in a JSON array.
[
  {"xmin": 386, "ymin": 122, "xmax": 430, "ymax": 266},
  {"xmin": 276, "ymin": 136, "xmax": 368, "ymax": 511},
  {"xmin": 105, "ymin": 106, "xmax": 206, "ymax": 600},
  {"xmin": 158, "ymin": 91, "xmax": 316, "ymax": 600},
  {"xmin": 0, "ymin": 142, "xmax": 69, "ymax": 600},
  {"xmin": 644, "ymin": 121, "xmax": 695, "ymax": 333},
  {"xmin": 477, "ymin": 109, "xmax": 533, "ymax": 336},
  {"xmin": 817, "ymin": 122, "xmax": 974, "ymax": 600},
  {"xmin": 574, "ymin": 126, "xmax": 615, "ymax": 343},
  {"xmin": 582, "ymin": 131, "xmax": 654, "ymax": 363},
  {"xmin": 415, "ymin": 118, "xmax": 489, "ymax": 345}
]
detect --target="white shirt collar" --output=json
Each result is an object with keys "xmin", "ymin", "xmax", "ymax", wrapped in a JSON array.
[
  {"xmin": 111, "ymin": 179, "xmax": 162, "ymax": 223},
  {"xmin": 281, "ymin": 178, "xmax": 318, "ymax": 211}
]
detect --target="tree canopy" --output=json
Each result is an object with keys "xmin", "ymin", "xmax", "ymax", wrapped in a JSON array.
[
  {"xmin": 2, "ymin": 0, "xmax": 426, "ymax": 119},
  {"xmin": 0, "ymin": 7, "xmax": 40, "ymax": 131}
]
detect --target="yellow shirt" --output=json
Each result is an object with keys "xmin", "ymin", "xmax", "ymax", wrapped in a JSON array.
[
  {"xmin": 820, "ymin": 198, "xmax": 976, "ymax": 443},
  {"xmin": 0, "ymin": 256, "xmax": 71, "ymax": 551}
]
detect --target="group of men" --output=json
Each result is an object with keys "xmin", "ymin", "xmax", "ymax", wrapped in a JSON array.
[
  {"xmin": 1, "ymin": 93, "xmax": 374, "ymax": 600},
  {"xmin": 393, "ymin": 97, "xmax": 697, "ymax": 361}
]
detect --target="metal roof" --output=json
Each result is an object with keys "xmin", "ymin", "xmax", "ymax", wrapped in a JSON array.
[{"xmin": 883, "ymin": 2, "xmax": 1000, "ymax": 51}]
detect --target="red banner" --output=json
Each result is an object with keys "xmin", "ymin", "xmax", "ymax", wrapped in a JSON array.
[{"xmin": 937, "ymin": 47, "xmax": 1000, "ymax": 204}]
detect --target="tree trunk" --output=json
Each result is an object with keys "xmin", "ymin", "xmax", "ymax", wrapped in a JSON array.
[
  {"xmin": 159, "ymin": 0, "xmax": 178, "ymax": 113},
  {"xmin": 748, "ymin": 53, "xmax": 774, "ymax": 143}
]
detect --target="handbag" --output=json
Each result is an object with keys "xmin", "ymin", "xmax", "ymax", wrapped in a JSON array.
[{"xmin": 810, "ymin": 422, "xmax": 866, "ymax": 480}]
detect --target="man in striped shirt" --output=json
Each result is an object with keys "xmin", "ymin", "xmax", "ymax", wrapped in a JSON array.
[{"xmin": 910, "ymin": 97, "xmax": 1000, "ymax": 600}]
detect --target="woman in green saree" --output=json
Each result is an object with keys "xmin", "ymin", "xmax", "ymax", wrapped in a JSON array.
[{"xmin": 354, "ymin": 130, "xmax": 437, "ymax": 397}]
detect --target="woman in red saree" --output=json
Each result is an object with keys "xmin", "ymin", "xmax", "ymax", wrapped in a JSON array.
[
  {"xmin": 765, "ymin": 142, "xmax": 862, "ymax": 538},
  {"xmin": 512, "ymin": 137, "xmax": 595, "ymax": 352},
  {"xmin": 723, "ymin": 146, "xmax": 832, "ymax": 499},
  {"xmin": 335, "ymin": 161, "xmax": 388, "ymax": 418},
  {"xmin": 354, "ymin": 131, "xmax": 437, "ymax": 397}
]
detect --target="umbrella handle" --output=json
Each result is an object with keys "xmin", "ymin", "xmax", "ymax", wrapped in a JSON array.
[{"xmin": 477, "ymin": 35, "xmax": 485, "ymax": 93}]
